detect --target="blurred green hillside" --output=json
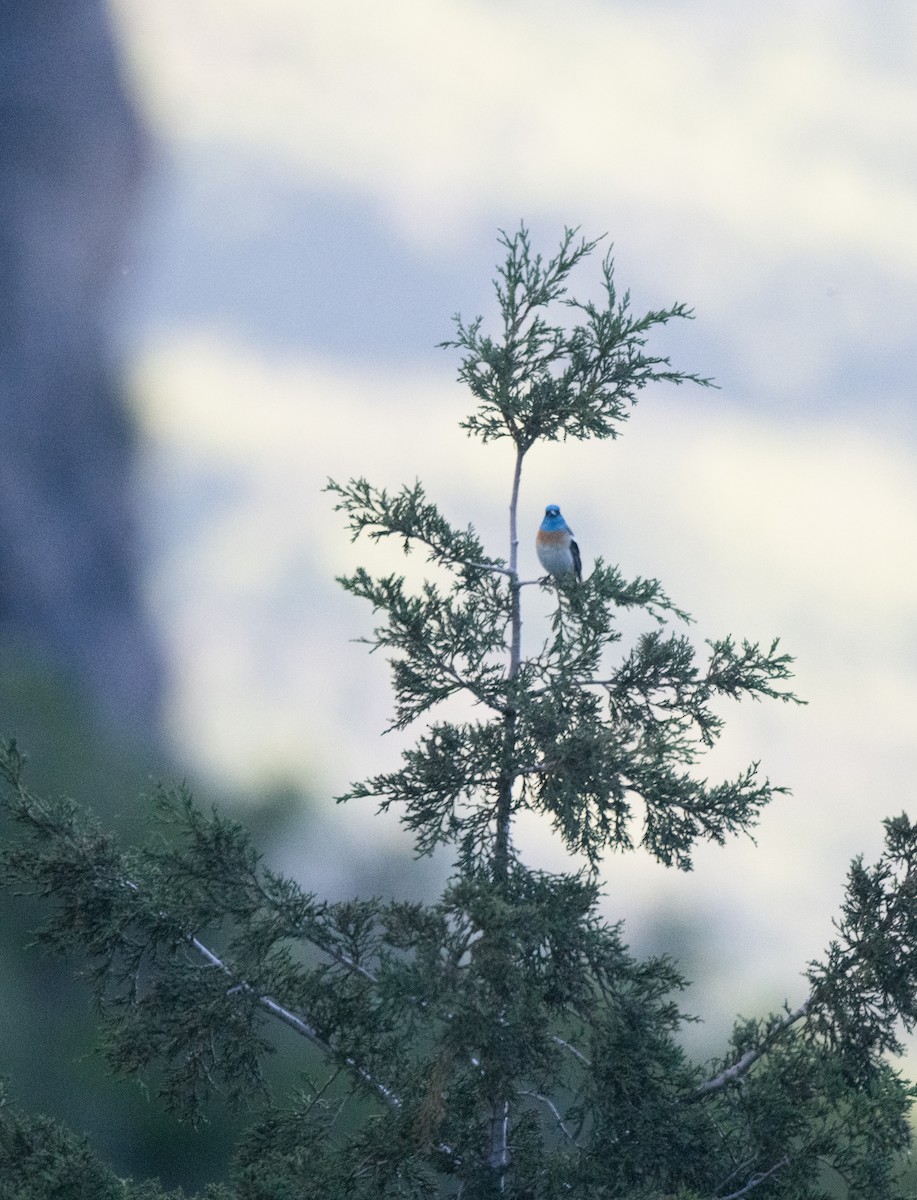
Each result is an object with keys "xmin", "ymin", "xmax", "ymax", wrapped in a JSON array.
[
  {"xmin": 0, "ymin": 646, "xmax": 303, "ymax": 1189},
  {"xmin": 0, "ymin": 642, "xmax": 451, "ymax": 1192}
]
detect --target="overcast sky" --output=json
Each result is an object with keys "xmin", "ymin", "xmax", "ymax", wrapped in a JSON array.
[{"xmin": 107, "ymin": 0, "xmax": 917, "ymax": 1041}]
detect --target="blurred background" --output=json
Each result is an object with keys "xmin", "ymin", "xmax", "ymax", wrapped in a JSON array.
[{"xmin": 2, "ymin": 0, "xmax": 917, "ymax": 1189}]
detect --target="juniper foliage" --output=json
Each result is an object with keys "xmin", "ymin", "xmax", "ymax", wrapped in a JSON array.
[{"xmin": 2, "ymin": 227, "xmax": 917, "ymax": 1199}]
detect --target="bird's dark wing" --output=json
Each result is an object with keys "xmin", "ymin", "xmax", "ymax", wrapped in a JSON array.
[{"xmin": 570, "ymin": 538, "xmax": 582, "ymax": 582}]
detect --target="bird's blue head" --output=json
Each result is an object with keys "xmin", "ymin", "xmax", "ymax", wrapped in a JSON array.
[{"xmin": 541, "ymin": 504, "xmax": 565, "ymax": 531}]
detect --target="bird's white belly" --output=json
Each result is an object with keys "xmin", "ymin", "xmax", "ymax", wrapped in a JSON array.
[{"xmin": 537, "ymin": 539, "xmax": 573, "ymax": 576}]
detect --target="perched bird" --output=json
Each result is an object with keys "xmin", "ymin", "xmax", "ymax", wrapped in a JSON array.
[{"xmin": 536, "ymin": 504, "xmax": 582, "ymax": 582}]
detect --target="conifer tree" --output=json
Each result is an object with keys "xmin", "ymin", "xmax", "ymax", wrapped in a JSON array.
[{"xmin": 3, "ymin": 226, "xmax": 917, "ymax": 1198}]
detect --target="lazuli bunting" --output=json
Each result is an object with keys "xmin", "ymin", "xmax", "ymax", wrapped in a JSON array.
[{"xmin": 536, "ymin": 505, "xmax": 582, "ymax": 582}]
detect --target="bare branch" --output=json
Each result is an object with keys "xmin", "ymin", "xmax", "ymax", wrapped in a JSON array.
[
  {"xmin": 467, "ymin": 561, "xmax": 515, "ymax": 578},
  {"xmin": 432, "ymin": 654, "xmax": 510, "ymax": 716},
  {"xmin": 689, "ymin": 1001, "xmax": 810, "ymax": 1101},
  {"xmin": 717, "ymin": 1156, "xmax": 788, "ymax": 1199},
  {"xmin": 122, "ymin": 879, "xmax": 403, "ymax": 1111},
  {"xmin": 551, "ymin": 1033, "xmax": 591, "ymax": 1067},
  {"xmin": 519, "ymin": 1090, "xmax": 576, "ymax": 1143},
  {"xmin": 487, "ymin": 1097, "xmax": 510, "ymax": 1175}
]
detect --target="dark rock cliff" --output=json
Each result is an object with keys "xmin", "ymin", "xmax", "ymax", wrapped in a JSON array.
[{"xmin": 0, "ymin": 0, "xmax": 164, "ymax": 737}]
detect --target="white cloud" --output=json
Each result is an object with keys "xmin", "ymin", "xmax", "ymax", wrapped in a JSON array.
[{"xmin": 111, "ymin": 0, "xmax": 917, "ymax": 269}]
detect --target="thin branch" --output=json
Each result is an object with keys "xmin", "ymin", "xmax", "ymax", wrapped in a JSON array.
[
  {"xmin": 717, "ymin": 1156, "xmax": 788, "ymax": 1199},
  {"xmin": 380, "ymin": 624, "xmax": 510, "ymax": 720},
  {"xmin": 222, "ymin": 966, "xmax": 403, "ymax": 1108},
  {"xmin": 123, "ymin": 880, "xmax": 403, "ymax": 1111},
  {"xmin": 527, "ymin": 672, "xmax": 606, "ymax": 698},
  {"xmin": 494, "ymin": 443, "xmax": 526, "ymax": 882},
  {"xmin": 518, "ymin": 1090, "xmax": 576, "ymax": 1143},
  {"xmin": 467, "ymin": 561, "xmax": 515, "ymax": 578},
  {"xmin": 301, "ymin": 1066, "xmax": 346, "ymax": 1116},
  {"xmin": 485, "ymin": 444, "xmax": 527, "ymax": 1186},
  {"xmin": 551, "ymin": 1033, "xmax": 591, "ymax": 1067},
  {"xmin": 488, "ymin": 1097, "xmax": 510, "ymax": 1177},
  {"xmin": 529, "ymin": 674, "xmax": 682, "ymax": 699},
  {"xmin": 248, "ymin": 893, "xmax": 380, "ymax": 988},
  {"xmin": 433, "ymin": 655, "xmax": 510, "ymax": 717},
  {"xmin": 323, "ymin": 946, "xmax": 378, "ymax": 987},
  {"xmin": 689, "ymin": 1000, "xmax": 810, "ymax": 1101}
]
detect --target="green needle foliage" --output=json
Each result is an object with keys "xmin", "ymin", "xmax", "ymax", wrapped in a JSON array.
[{"xmin": 3, "ymin": 226, "xmax": 917, "ymax": 1199}]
